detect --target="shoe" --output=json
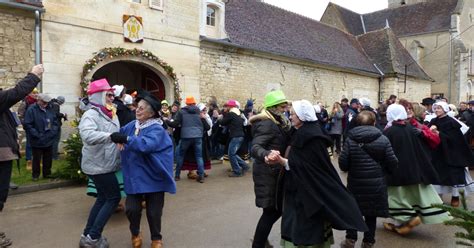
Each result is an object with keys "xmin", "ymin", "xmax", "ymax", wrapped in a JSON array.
[
  {"xmin": 79, "ymin": 234, "xmax": 109, "ymax": 248},
  {"xmin": 197, "ymin": 176, "xmax": 204, "ymax": 183},
  {"xmin": 394, "ymin": 216, "xmax": 421, "ymax": 235},
  {"xmin": 0, "ymin": 236, "xmax": 12, "ymax": 247},
  {"xmin": 383, "ymin": 222, "xmax": 396, "ymax": 232},
  {"xmin": 451, "ymin": 196, "xmax": 460, "ymax": 207},
  {"xmin": 361, "ymin": 242, "xmax": 375, "ymax": 248},
  {"xmin": 131, "ymin": 233, "xmax": 142, "ymax": 248},
  {"xmin": 174, "ymin": 176, "xmax": 180, "ymax": 181},
  {"xmin": 340, "ymin": 238, "xmax": 356, "ymax": 248},
  {"xmin": 265, "ymin": 239, "xmax": 274, "ymax": 248},
  {"xmin": 204, "ymin": 172, "xmax": 208, "ymax": 178},
  {"xmin": 26, "ymin": 160, "xmax": 32, "ymax": 171},
  {"xmin": 9, "ymin": 183, "xmax": 18, "ymax": 190},
  {"xmin": 187, "ymin": 171, "xmax": 198, "ymax": 180},
  {"xmin": 228, "ymin": 172, "xmax": 242, "ymax": 177},
  {"xmin": 151, "ymin": 240, "xmax": 163, "ymax": 248}
]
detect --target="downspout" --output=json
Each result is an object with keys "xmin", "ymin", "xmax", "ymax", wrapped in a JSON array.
[
  {"xmin": 373, "ymin": 63, "xmax": 385, "ymax": 102},
  {"xmin": 35, "ymin": 10, "xmax": 42, "ymax": 91},
  {"xmin": 448, "ymin": 33, "xmax": 453, "ymax": 101}
]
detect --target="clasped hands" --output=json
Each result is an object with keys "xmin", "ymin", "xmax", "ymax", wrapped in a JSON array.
[
  {"xmin": 264, "ymin": 150, "xmax": 287, "ymax": 166},
  {"xmin": 110, "ymin": 132, "xmax": 128, "ymax": 151}
]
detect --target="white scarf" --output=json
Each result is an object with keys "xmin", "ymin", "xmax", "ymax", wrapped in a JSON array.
[{"xmin": 134, "ymin": 118, "xmax": 163, "ymax": 136}]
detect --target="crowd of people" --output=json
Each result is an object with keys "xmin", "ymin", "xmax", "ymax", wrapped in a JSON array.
[{"xmin": 2, "ymin": 65, "xmax": 474, "ymax": 248}]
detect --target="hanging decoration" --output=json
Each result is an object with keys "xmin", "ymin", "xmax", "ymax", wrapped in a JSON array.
[{"xmin": 80, "ymin": 47, "xmax": 181, "ymax": 102}]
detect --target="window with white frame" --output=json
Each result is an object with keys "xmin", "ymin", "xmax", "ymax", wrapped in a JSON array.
[
  {"xmin": 149, "ymin": 0, "xmax": 163, "ymax": 10},
  {"xmin": 207, "ymin": 6, "xmax": 216, "ymax": 26}
]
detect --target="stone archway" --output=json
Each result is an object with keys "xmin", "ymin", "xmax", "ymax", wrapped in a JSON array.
[{"xmin": 80, "ymin": 47, "xmax": 180, "ymax": 102}]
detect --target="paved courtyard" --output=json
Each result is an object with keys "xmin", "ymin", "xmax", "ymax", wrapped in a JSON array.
[{"xmin": 0, "ymin": 159, "xmax": 466, "ymax": 248}]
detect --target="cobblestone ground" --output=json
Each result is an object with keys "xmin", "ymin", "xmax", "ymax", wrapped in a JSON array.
[{"xmin": 0, "ymin": 158, "xmax": 465, "ymax": 248}]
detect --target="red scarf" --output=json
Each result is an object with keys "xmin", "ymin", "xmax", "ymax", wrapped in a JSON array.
[{"xmin": 90, "ymin": 102, "xmax": 113, "ymax": 119}]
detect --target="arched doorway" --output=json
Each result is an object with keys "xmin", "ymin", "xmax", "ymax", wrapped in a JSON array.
[
  {"xmin": 92, "ymin": 61, "xmax": 166, "ymax": 100},
  {"xmin": 80, "ymin": 48, "xmax": 181, "ymax": 103}
]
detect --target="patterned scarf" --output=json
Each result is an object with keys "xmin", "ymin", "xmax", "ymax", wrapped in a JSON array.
[
  {"xmin": 134, "ymin": 118, "xmax": 163, "ymax": 136},
  {"xmin": 90, "ymin": 102, "xmax": 116, "ymax": 119},
  {"xmin": 266, "ymin": 107, "xmax": 291, "ymax": 132}
]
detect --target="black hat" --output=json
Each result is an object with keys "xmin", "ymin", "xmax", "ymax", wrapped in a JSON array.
[
  {"xmin": 421, "ymin": 97, "xmax": 435, "ymax": 106},
  {"xmin": 468, "ymin": 100, "xmax": 474, "ymax": 105},
  {"xmin": 135, "ymin": 90, "xmax": 162, "ymax": 117},
  {"xmin": 350, "ymin": 98, "xmax": 359, "ymax": 105}
]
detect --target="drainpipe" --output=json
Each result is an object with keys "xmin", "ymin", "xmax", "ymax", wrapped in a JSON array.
[
  {"xmin": 373, "ymin": 63, "xmax": 385, "ymax": 102},
  {"xmin": 448, "ymin": 33, "xmax": 453, "ymax": 101},
  {"xmin": 35, "ymin": 10, "xmax": 42, "ymax": 91}
]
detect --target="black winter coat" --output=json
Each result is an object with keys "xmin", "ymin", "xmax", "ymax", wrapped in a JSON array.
[
  {"xmin": 282, "ymin": 122, "xmax": 367, "ymax": 246},
  {"xmin": 339, "ymin": 126, "xmax": 398, "ymax": 217},
  {"xmin": 250, "ymin": 112, "xmax": 290, "ymax": 208},
  {"xmin": 218, "ymin": 111, "xmax": 244, "ymax": 138},
  {"xmin": 24, "ymin": 103, "xmax": 60, "ymax": 148},
  {"xmin": 383, "ymin": 122, "xmax": 439, "ymax": 186},
  {"xmin": 0, "ymin": 73, "xmax": 40, "ymax": 161},
  {"xmin": 114, "ymin": 98, "xmax": 135, "ymax": 127}
]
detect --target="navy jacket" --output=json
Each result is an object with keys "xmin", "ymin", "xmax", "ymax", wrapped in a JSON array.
[{"xmin": 24, "ymin": 103, "xmax": 59, "ymax": 148}]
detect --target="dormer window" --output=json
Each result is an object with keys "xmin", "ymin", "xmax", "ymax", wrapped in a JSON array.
[
  {"xmin": 200, "ymin": 0, "xmax": 227, "ymax": 39},
  {"xmin": 207, "ymin": 6, "xmax": 216, "ymax": 26}
]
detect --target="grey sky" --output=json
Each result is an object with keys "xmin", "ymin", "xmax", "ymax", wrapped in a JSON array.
[{"xmin": 262, "ymin": 0, "xmax": 388, "ymax": 21}]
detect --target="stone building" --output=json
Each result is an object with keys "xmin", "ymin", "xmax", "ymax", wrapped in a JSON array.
[
  {"xmin": 321, "ymin": 0, "xmax": 474, "ymax": 104},
  {"xmin": 0, "ymin": 0, "xmax": 431, "ymax": 119}
]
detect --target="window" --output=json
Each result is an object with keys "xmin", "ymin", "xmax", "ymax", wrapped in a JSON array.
[
  {"xmin": 206, "ymin": 6, "xmax": 216, "ymax": 26},
  {"xmin": 149, "ymin": 0, "xmax": 163, "ymax": 10}
]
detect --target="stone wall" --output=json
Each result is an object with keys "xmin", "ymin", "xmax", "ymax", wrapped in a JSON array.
[
  {"xmin": 381, "ymin": 77, "xmax": 432, "ymax": 102},
  {"xmin": 0, "ymin": 7, "xmax": 35, "ymax": 91},
  {"xmin": 200, "ymin": 43, "xmax": 381, "ymax": 109}
]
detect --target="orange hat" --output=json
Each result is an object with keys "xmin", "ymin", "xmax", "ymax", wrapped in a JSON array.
[{"xmin": 185, "ymin": 96, "xmax": 196, "ymax": 105}]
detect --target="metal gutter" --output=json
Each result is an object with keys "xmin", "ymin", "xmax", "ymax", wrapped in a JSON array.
[{"xmin": 0, "ymin": 1, "xmax": 45, "ymax": 12}]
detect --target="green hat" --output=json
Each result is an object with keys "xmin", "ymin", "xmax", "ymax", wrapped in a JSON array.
[
  {"xmin": 264, "ymin": 90, "xmax": 287, "ymax": 108},
  {"xmin": 161, "ymin": 100, "xmax": 169, "ymax": 106}
]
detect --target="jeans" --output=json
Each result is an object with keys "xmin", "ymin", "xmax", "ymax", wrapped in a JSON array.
[
  {"xmin": 83, "ymin": 172, "xmax": 121, "ymax": 240},
  {"xmin": 175, "ymin": 138, "xmax": 204, "ymax": 177},
  {"xmin": 126, "ymin": 192, "xmax": 165, "ymax": 241},
  {"xmin": 0, "ymin": 161, "xmax": 12, "ymax": 212},
  {"xmin": 32, "ymin": 146, "xmax": 53, "ymax": 179},
  {"xmin": 25, "ymin": 136, "xmax": 32, "ymax": 161},
  {"xmin": 52, "ymin": 129, "xmax": 61, "ymax": 160},
  {"xmin": 228, "ymin": 137, "xmax": 249, "ymax": 175},
  {"xmin": 346, "ymin": 215, "xmax": 377, "ymax": 243}
]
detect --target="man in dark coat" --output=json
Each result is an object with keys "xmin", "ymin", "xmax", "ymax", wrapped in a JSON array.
[
  {"xmin": 0, "ymin": 64, "xmax": 43, "ymax": 247},
  {"xmin": 343, "ymin": 98, "xmax": 360, "ymax": 141},
  {"xmin": 24, "ymin": 93, "xmax": 60, "ymax": 180},
  {"xmin": 112, "ymin": 85, "xmax": 134, "ymax": 127},
  {"xmin": 50, "ymin": 96, "xmax": 67, "ymax": 159},
  {"xmin": 167, "ymin": 96, "xmax": 205, "ymax": 182}
]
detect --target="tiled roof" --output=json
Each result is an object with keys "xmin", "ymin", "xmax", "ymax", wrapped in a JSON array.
[
  {"xmin": 357, "ymin": 28, "xmax": 432, "ymax": 81},
  {"xmin": 223, "ymin": 0, "xmax": 379, "ymax": 76},
  {"xmin": 327, "ymin": 3, "xmax": 365, "ymax": 36},
  {"xmin": 328, "ymin": 0, "xmax": 459, "ymax": 37}
]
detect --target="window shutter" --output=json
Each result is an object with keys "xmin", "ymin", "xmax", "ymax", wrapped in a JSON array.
[{"xmin": 149, "ymin": 0, "xmax": 163, "ymax": 10}]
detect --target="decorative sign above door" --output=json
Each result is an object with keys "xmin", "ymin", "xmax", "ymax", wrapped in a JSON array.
[{"xmin": 123, "ymin": 15, "xmax": 144, "ymax": 43}]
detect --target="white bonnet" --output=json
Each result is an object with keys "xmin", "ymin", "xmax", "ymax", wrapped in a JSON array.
[{"xmin": 293, "ymin": 100, "xmax": 318, "ymax": 122}]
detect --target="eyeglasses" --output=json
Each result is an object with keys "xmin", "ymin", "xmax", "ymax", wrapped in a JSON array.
[{"xmin": 106, "ymin": 93, "xmax": 115, "ymax": 97}]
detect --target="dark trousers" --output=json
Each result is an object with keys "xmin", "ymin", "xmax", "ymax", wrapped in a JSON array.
[
  {"xmin": 32, "ymin": 146, "xmax": 53, "ymax": 179},
  {"xmin": 126, "ymin": 192, "xmax": 165, "ymax": 241},
  {"xmin": 52, "ymin": 129, "xmax": 61, "ymax": 160},
  {"xmin": 252, "ymin": 207, "xmax": 282, "ymax": 248},
  {"xmin": 330, "ymin": 134, "xmax": 341, "ymax": 153},
  {"xmin": 346, "ymin": 215, "xmax": 377, "ymax": 243},
  {"xmin": 83, "ymin": 172, "xmax": 121, "ymax": 240},
  {"xmin": 0, "ymin": 160, "xmax": 12, "ymax": 212}
]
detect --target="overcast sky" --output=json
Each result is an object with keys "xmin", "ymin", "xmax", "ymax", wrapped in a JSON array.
[{"xmin": 262, "ymin": 0, "xmax": 388, "ymax": 21}]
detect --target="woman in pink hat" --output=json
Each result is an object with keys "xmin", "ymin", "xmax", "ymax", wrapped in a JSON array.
[{"xmin": 78, "ymin": 78, "xmax": 121, "ymax": 248}]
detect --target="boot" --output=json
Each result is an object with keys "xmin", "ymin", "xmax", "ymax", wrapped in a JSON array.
[
  {"xmin": 131, "ymin": 233, "xmax": 142, "ymax": 248},
  {"xmin": 340, "ymin": 238, "xmax": 356, "ymax": 248},
  {"xmin": 394, "ymin": 216, "xmax": 421, "ymax": 235},
  {"xmin": 187, "ymin": 171, "xmax": 198, "ymax": 180},
  {"xmin": 361, "ymin": 242, "xmax": 374, "ymax": 248},
  {"xmin": 151, "ymin": 240, "xmax": 163, "ymax": 248},
  {"xmin": 451, "ymin": 196, "xmax": 460, "ymax": 207},
  {"xmin": 26, "ymin": 160, "xmax": 32, "ymax": 171}
]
